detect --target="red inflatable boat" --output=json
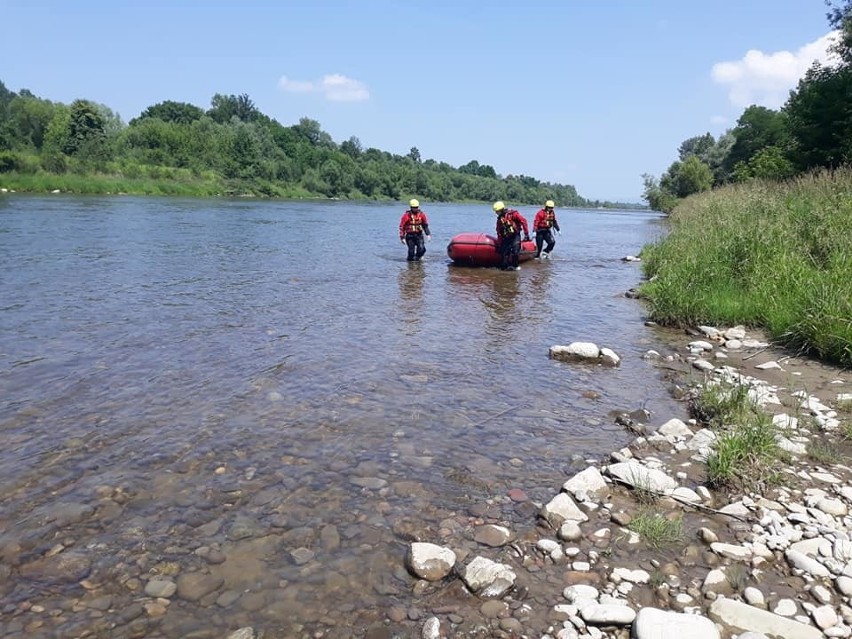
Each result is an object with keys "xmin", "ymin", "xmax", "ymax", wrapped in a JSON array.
[{"xmin": 446, "ymin": 232, "xmax": 537, "ymax": 267}]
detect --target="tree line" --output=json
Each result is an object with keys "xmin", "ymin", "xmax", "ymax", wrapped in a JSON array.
[
  {"xmin": 0, "ymin": 81, "xmax": 636, "ymax": 208},
  {"xmin": 642, "ymin": 1, "xmax": 852, "ymax": 212}
]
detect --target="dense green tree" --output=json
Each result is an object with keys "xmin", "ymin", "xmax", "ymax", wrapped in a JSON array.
[
  {"xmin": 827, "ymin": 0, "xmax": 852, "ymax": 64},
  {"xmin": 785, "ymin": 63, "xmax": 852, "ymax": 169},
  {"xmin": 0, "ymin": 79, "xmax": 599, "ymax": 206},
  {"xmin": 722, "ymin": 106, "xmax": 791, "ymax": 178},
  {"xmin": 134, "ymin": 100, "xmax": 205, "ymax": 125},
  {"xmin": 64, "ymin": 99, "xmax": 109, "ymax": 162},
  {"xmin": 208, "ymin": 93, "xmax": 260, "ymax": 124},
  {"xmin": 5, "ymin": 94, "xmax": 57, "ymax": 150},
  {"xmin": 732, "ymin": 145, "xmax": 797, "ymax": 182},
  {"xmin": 661, "ymin": 156, "xmax": 713, "ymax": 198},
  {"xmin": 678, "ymin": 133, "xmax": 715, "ymax": 161},
  {"xmin": 702, "ymin": 132, "xmax": 736, "ymax": 184},
  {"xmin": 340, "ymin": 136, "xmax": 362, "ymax": 159}
]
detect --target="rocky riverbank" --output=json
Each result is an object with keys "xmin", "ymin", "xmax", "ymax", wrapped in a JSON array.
[{"xmin": 385, "ymin": 325, "xmax": 852, "ymax": 639}]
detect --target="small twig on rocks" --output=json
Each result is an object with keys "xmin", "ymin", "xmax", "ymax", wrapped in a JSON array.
[
  {"xmin": 666, "ymin": 493, "xmax": 750, "ymax": 522},
  {"xmin": 743, "ymin": 347, "xmax": 770, "ymax": 361},
  {"xmin": 638, "ymin": 484, "xmax": 749, "ymax": 522}
]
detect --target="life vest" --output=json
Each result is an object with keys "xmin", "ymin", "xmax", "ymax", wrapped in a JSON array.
[
  {"xmin": 404, "ymin": 211, "xmax": 425, "ymax": 234},
  {"xmin": 498, "ymin": 212, "xmax": 519, "ymax": 236},
  {"xmin": 543, "ymin": 210, "xmax": 556, "ymax": 228}
]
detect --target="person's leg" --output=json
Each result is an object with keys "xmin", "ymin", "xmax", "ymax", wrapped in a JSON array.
[
  {"xmin": 510, "ymin": 235, "xmax": 521, "ymax": 268},
  {"xmin": 414, "ymin": 234, "xmax": 426, "ymax": 260},
  {"xmin": 405, "ymin": 235, "xmax": 416, "ymax": 261},
  {"xmin": 543, "ymin": 230, "xmax": 555, "ymax": 256},
  {"xmin": 535, "ymin": 232, "xmax": 544, "ymax": 257},
  {"xmin": 499, "ymin": 237, "xmax": 511, "ymax": 269}
]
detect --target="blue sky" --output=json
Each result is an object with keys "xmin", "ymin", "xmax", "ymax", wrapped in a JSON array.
[{"xmin": 0, "ymin": 0, "xmax": 838, "ymax": 202}]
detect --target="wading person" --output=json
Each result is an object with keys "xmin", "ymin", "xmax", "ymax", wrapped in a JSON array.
[
  {"xmin": 493, "ymin": 201, "xmax": 529, "ymax": 271},
  {"xmin": 533, "ymin": 199, "xmax": 561, "ymax": 259},
  {"xmin": 399, "ymin": 199, "xmax": 431, "ymax": 261}
]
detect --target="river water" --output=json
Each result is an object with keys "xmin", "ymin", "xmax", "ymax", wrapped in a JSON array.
[{"xmin": 0, "ymin": 196, "xmax": 680, "ymax": 637}]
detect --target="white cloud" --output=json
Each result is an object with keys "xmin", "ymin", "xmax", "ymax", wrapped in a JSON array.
[
  {"xmin": 711, "ymin": 31, "xmax": 840, "ymax": 109},
  {"xmin": 278, "ymin": 73, "xmax": 370, "ymax": 102},
  {"xmin": 278, "ymin": 76, "xmax": 315, "ymax": 93}
]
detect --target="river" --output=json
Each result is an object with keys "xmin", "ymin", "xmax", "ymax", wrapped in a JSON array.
[{"xmin": 0, "ymin": 195, "xmax": 679, "ymax": 637}]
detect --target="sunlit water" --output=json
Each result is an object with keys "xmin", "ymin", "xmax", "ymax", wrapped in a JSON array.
[{"xmin": 0, "ymin": 196, "xmax": 678, "ymax": 636}]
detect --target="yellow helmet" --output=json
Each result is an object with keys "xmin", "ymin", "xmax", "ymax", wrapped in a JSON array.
[
  {"xmin": 545, "ymin": 200, "xmax": 555, "ymax": 208},
  {"xmin": 492, "ymin": 201, "xmax": 506, "ymax": 212},
  {"xmin": 409, "ymin": 198, "xmax": 419, "ymax": 208}
]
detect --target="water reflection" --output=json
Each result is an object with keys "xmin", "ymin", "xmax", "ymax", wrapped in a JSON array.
[
  {"xmin": 526, "ymin": 260, "xmax": 554, "ymax": 307},
  {"xmin": 444, "ymin": 266, "xmax": 519, "ymax": 353},
  {"xmin": 395, "ymin": 262, "xmax": 426, "ymax": 336}
]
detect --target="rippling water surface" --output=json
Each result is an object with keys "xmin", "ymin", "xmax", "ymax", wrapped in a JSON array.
[{"xmin": 0, "ymin": 196, "xmax": 678, "ymax": 637}]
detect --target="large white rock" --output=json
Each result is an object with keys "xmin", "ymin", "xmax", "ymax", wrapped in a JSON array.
[
  {"xmin": 610, "ymin": 567, "xmax": 650, "ymax": 584},
  {"xmin": 541, "ymin": 492, "xmax": 589, "ymax": 527},
  {"xmin": 405, "ymin": 543, "xmax": 456, "ymax": 581},
  {"xmin": 785, "ymin": 549, "xmax": 830, "ymax": 577},
  {"xmin": 708, "ymin": 597, "xmax": 822, "ymax": 639},
  {"xmin": 657, "ymin": 418, "xmax": 693, "ymax": 439},
  {"xmin": 580, "ymin": 603, "xmax": 636, "ymax": 625},
  {"xmin": 632, "ymin": 607, "xmax": 720, "ymax": 639},
  {"xmin": 562, "ymin": 467, "xmax": 609, "ymax": 501},
  {"xmin": 606, "ymin": 462, "xmax": 677, "ymax": 493},
  {"xmin": 549, "ymin": 342, "xmax": 600, "ymax": 362},
  {"xmin": 460, "ymin": 556, "xmax": 516, "ymax": 598},
  {"xmin": 710, "ymin": 542, "xmax": 753, "ymax": 561},
  {"xmin": 686, "ymin": 429, "xmax": 716, "ymax": 450}
]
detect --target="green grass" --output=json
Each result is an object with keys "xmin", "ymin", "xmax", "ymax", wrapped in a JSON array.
[
  {"xmin": 690, "ymin": 380, "xmax": 782, "ymax": 489},
  {"xmin": 689, "ymin": 381, "xmax": 756, "ymax": 428},
  {"xmin": 725, "ymin": 563, "xmax": 750, "ymax": 592},
  {"xmin": 0, "ymin": 163, "xmax": 370, "ymax": 201},
  {"xmin": 640, "ymin": 168, "xmax": 852, "ymax": 367},
  {"xmin": 627, "ymin": 509, "xmax": 684, "ymax": 549},
  {"xmin": 807, "ymin": 439, "xmax": 842, "ymax": 464}
]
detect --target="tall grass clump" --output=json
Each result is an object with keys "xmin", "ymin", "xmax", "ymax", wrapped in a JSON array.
[
  {"xmin": 627, "ymin": 510, "xmax": 684, "ymax": 549},
  {"xmin": 691, "ymin": 381, "xmax": 781, "ymax": 489},
  {"xmin": 640, "ymin": 168, "xmax": 852, "ymax": 367}
]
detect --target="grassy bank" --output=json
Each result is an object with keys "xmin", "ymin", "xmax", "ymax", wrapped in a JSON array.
[
  {"xmin": 0, "ymin": 166, "xmax": 320, "ymax": 199},
  {"xmin": 640, "ymin": 168, "xmax": 852, "ymax": 367}
]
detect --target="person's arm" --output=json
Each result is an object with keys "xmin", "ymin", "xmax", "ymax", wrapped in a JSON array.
[
  {"xmin": 518, "ymin": 212, "xmax": 530, "ymax": 240},
  {"xmin": 533, "ymin": 210, "xmax": 543, "ymax": 231},
  {"xmin": 553, "ymin": 214, "xmax": 561, "ymax": 233},
  {"xmin": 399, "ymin": 213, "xmax": 408, "ymax": 242},
  {"xmin": 421, "ymin": 213, "xmax": 431, "ymax": 237}
]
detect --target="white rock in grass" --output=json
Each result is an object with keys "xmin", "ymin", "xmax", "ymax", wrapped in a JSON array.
[
  {"xmin": 657, "ymin": 418, "xmax": 693, "ymax": 439},
  {"xmin": 724, "ymin": 326, "xmax": 747, "ymax": 340},
  {"xmin": 606, "ymin": 462, "xmax": 677, "ymax": 493}
]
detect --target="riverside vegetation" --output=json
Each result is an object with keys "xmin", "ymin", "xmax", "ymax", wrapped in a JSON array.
[
  {"xmin": 638, "ymin": 3, "xmax": 852, "ymax": 370},
  {"xmin": 0, "ymin": 81, "xmax": 639, "ymax": 208},
  {"xmin": 639, "ymin": 168, "xmax": 852, "ymax": 369}
]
